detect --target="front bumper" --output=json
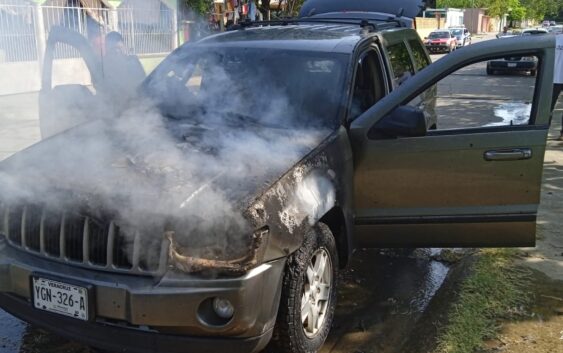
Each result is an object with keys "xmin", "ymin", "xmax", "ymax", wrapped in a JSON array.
[
  {"xmin": 0, "ymin": 243, "xmax": 285, "ymax": 353},
  {"xmin": 426, "ymin": 44, "xmax": 450, "ymax": 52}
]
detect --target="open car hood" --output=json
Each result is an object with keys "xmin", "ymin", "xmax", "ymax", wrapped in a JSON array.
[{"xmin": 299, "ymin": 0, "xmax": 425, "ymax": 19}]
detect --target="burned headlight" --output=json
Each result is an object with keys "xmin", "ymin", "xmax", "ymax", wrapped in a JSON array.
[{"xmin": 166, "ymin": 226, "xmax": 269, "ymax": 275}]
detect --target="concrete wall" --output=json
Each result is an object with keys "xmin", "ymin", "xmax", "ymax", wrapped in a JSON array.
[
  {"xmin": 416, "ymin": 17, "xmax": 447, "ymax": 39},
  {"xmin": 446, "ymin": 9, "xmax": 464, "ymax": 28},
  {"xmin": 464, "ymin": 8, "xmax": 486, "ymax": 34}
]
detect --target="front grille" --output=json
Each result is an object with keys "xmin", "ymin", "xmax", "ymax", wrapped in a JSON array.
[{"xmin": 0, "ymin": 205, "xmax": 169, "ymax": 276}]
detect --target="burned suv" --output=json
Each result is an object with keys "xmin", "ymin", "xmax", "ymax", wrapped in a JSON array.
[{"xmin": 0, "ymin": 0, "xmax": 556, "ymax": 352}]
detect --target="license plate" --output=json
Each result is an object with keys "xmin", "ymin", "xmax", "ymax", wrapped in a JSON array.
[
  {"xmin": 507, "ymin": 63, "xmax": 517, "ymax": 67},
  {"xmin": 32, "ymin": 277, "xmax": 89, "ymax": 320}
]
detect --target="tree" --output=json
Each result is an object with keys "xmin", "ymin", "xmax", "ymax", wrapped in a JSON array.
[
  {"xmin": 184, "ymin": 0, "xmax": 213, "ymax": 16},
  {"xmin": 508, "ymin": 5, "xmax": 526, "ymax": 26}
]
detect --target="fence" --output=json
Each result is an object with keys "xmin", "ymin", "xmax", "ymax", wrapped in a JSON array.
[{"xmin": 0, "ymin": 2, "xmax": 177, "ymax": 63}]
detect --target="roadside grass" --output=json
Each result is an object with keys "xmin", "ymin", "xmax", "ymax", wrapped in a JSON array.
[{"xmin": 435, "ymin": 249, "xmax": 531, "ymax": 353}]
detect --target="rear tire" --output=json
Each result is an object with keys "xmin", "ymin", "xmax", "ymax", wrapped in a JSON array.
[
  {"xmin": 530, "ymin": 70, "xmax": 537, "ymax": 76},
  {"xmin": 266, "ymin": 223, "xmax": 338, "ymax": 353}
]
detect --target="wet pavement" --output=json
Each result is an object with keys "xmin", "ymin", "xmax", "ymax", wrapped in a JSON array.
[
  {"xmin": 0, "ymin": 248, "xmax": 455, "ymax": 353},
  {"xmin": 322, "ymin": 249, "xmax": 451, "ymax": 353}
]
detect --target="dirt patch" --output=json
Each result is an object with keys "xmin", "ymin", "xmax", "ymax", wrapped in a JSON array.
[{"xmin": 479, "ymin": 269, "xmax": 563, "ymax": 353}]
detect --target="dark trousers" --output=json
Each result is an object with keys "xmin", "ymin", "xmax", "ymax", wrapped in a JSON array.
[{"xmin": 552, "ymin": 84, "xmax": 563, "ymax": 134}]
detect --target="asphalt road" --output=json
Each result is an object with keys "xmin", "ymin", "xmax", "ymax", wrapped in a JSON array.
[{"xmin": 0, "ymin": 33, "xmax": 540, "ymax": 353}]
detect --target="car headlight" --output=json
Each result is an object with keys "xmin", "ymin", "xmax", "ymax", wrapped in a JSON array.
[{"xmin": 166, "ymin": 226, "xmax": 269, "ymax": 275}]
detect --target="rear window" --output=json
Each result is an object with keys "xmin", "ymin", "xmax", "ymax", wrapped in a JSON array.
[
  {"xmin": 408, "ymin": 39, "xmax": 430, "ymax": 71},
  {"xmin": 387, "ymin": 42, "xmax": 415, "ymax": 85}
]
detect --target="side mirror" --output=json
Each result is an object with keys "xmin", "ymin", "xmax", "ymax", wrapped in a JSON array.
[{"xmin": 371, "ymin": 105, "xmax": 427, "ymax": 138}]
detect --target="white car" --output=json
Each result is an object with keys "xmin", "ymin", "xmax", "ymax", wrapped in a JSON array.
[{"xmin": 522, "ymin": 28, "xmax": 549, "ymax": 35}]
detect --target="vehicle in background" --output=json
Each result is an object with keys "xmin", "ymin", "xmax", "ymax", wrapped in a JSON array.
[
  {"xmin": 548, "ymin": 25, "xmax": 563, "ymax": 34},
  {"xmin": 542, "ymin": 20, "xmax": 551, "ymax": 27},
  {"xmin": 522, "ymin": 28, "xmax": 549, "ymax": 35},
  {"xmin": 424, "ymin": 30, "xmax": 458, "ymax": 53},
  {"xmin": 488, "ymin": 28, "xmax": 547, "ymax": 76},
  {"xmin": 486, "ymin": 55, "xmax": 538, "ymax": 76},
  {"xmin": 449, "ymin": 27, "xmax": 471, "ymax": 47}
]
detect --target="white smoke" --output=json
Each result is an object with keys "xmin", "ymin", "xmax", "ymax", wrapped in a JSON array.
[{"xmin": 0, "ymin": 2, "xmax": 346, "ymax": 268}]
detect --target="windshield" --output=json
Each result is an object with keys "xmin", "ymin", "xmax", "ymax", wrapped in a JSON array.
[
  {"xmin": 429, "ymin": 32, "xmax": 450, "ymax": 39},
  {"xmin": 142, "ymin": 47, "xmax": 348, "ymax": 129},
  {"xmin": 450, "ymin": 29, "xmax": 463, "ymax": 35}
]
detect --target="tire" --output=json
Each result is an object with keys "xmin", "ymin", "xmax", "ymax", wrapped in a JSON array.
[
  {"xmin": 486, "ymin": 67, "xmax": 494, "ymax": 75},
  {"xmin": 266, "ymin": 223, "xmax": 338, "ymax": 353},
  {"xmin": 530, "ymin": 70, "xmax": 537, "ymax": 76}
]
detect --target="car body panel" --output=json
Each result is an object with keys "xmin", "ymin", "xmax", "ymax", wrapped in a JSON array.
[
  {"xmin": 39, "ymin": 27, "xmax": 105, "ymax": 139},
  {"xmin": 350, "ymin": 35, "xmax": 554, "ymax": 247}
]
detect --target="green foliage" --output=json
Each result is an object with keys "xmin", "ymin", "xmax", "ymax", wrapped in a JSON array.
[
  {"xmin": 437, "ymin": 0, "xmax": 562, "ymax": 20},
  {"xmin": 508, "ymin": 5, "xmax": 526, "ymax": 22},
  {"xmin": 185, "ymin": 0, "xmax": 213, "ymax": 15}
]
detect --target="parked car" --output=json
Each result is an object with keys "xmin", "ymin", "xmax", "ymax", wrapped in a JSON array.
[
  {"xmin": 548, "ymin": 25, "xmax": 563, "ymax": 34},
  {"xmin": 424, "ymin": 30, "xmax": 458, "ymax": 53},
  {"xmin": 486, "ymin": 55, "xmax": 538, "ymax": 76},
  {"xmin": 449, "ymin": 27, "xmax": 471, "ymax": 47},
  {"xmin": 522, "ymin": 28, "xmax": 549, "ymax": 35},
  {"xmin": 487, "ymin": 28, "xmax": 547, "ymax": 76},
  {"xmin": 0, "ymin": 0, "xmax": 555, "ymax": 353}
]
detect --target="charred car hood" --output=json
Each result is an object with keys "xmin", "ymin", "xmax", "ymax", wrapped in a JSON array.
[{"xmin": 0, "ymin": 115, "xmax": 332, "ymax": 226}]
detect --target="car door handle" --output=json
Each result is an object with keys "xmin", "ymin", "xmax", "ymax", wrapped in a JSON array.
[{"xmin": 484, "ymin": 148, "xmax": 532, "ymax": 161}]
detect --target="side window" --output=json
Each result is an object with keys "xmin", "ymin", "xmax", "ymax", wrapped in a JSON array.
[
  {"xmin": 387, "ymin": 43, "xmax": 415, "ymax": 85},
  {"xmin": 350, "ymin": 49, "xmax": 386, "ymax": 120},
  {"xmin": 408, "ymin": 40, "xmax": 430, "ymax": 71},
  {"xmin": 407, "ymin": 56, "xmax": 539, "ymax": 131}
]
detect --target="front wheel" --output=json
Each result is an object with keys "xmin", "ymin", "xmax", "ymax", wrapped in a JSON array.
[{"xmin": 266, "ymin": 223, "xmax": 338, "ymax": 353}]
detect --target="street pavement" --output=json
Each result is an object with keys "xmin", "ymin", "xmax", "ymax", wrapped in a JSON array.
[{"xmin": 0, "ymin": 32, "xmax": 553, "ymax": 353}]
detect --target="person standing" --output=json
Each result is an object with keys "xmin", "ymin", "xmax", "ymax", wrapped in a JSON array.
[
  {"xmin": 101, "ymin": 32, "xmax": 146, "ymax": 108},
  {"xmin": 554, "ymin": 33, "xmax": 563, "ymax": 140}
]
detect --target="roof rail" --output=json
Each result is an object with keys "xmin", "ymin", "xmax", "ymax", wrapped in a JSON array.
[{"xmin": 227, "ymin": 17, "xmax": 404, "ymax": 32}]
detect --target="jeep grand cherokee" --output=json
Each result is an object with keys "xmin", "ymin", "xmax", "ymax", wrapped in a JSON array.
[{"xmin": 0, "ymin": 1, "xmax": 556, "ymax": 352}]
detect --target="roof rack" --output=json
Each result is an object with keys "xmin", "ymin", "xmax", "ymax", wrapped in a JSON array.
[{"xmin": 227, "ymin": 16, "xmax": 404, "ymax": 32}]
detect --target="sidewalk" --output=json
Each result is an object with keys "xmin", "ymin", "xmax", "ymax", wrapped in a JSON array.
[
  {"xmin": 518, "ymin": 106, "xmax": 563, "ymax": 281},
  {"xmin": 0, "ymin": 92, "xmax": 40, "ymax": 161}
]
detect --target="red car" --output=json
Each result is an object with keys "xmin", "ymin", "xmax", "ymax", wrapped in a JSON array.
[{"xmin": 424, "ymin": 30, "xmax": 458, "ymax": 53}]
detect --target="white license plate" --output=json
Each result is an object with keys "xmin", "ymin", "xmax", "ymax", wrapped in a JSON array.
[
  {"xmin": 507, "ymin": 63, "xmax": 517, "ymax": 67},
  {"xmin": 32, "ymin": 277, "xmax": 89, "ymax": 321}
]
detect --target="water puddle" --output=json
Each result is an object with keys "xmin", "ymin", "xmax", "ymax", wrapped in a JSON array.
[{"xmin": 487, "ymin": 102, "xmax": 531, "ymax": 126}]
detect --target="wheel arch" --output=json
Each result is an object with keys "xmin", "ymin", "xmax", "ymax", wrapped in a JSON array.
[{"xmin": 319, "ymin": 206, "xmax": 350, "ymax": 268}]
